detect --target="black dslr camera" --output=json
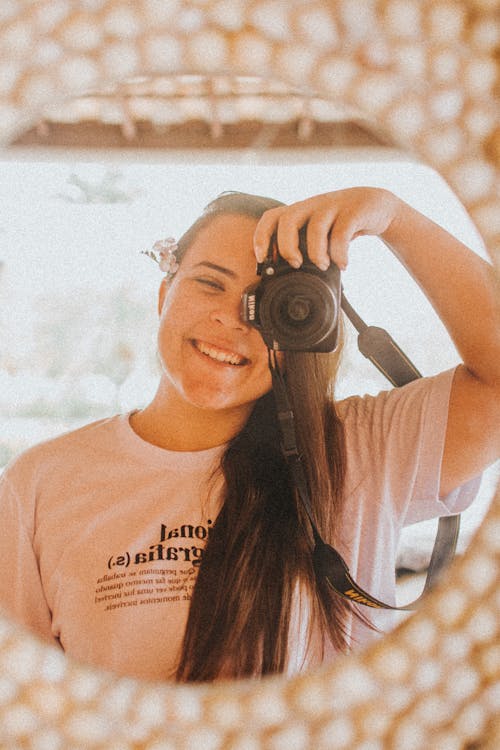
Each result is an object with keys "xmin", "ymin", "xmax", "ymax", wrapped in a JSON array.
[{"xmin": 241, "ymin": 228, "xmax": 341, "ymax": 352}]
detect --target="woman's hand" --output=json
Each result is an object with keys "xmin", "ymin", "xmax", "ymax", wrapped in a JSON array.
[{"xmin": 253, "ymin": 187, "xmax": 401, "ymax": 271}]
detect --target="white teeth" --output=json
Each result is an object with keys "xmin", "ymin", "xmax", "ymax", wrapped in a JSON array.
[{"xmin": 195, "ymin": 341, "xmax": 245, "ymax": 365}]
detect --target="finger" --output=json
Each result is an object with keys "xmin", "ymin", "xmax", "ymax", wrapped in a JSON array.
[
  {"xmin": 328, "ymin": 215, "xmax": 357, "ymax": 270},
  {"xmin": 253, "ymin": 207, "xmax": 285, "ymax": 262},
  {"xmin": 275, "ymin": 212, "xmax": 309, "ymax": 268},
  {"xmin": 306, "ymin": 213, "xmax": 335, "ymax": 270}
]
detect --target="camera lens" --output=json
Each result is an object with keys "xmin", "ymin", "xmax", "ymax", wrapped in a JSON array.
[
  {"xmin": 286, "ymin": 295, "xmax": 311, "ymax": 322},
  {"xmin": 259, "ymin": 272, "xmax": 338, "ymax": 350}
]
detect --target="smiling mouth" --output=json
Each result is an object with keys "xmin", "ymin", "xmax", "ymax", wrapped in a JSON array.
[{"xmin": 192, "ymin": 340, "xmax": 249, "ymax": 366}]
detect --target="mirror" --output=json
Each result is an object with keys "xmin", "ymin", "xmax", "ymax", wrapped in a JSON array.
[
  {"xmin": 1, "ymin": 154, "xmax": 496, "ymax": 598},
  {"xmin": 0, "ymin": 3, "xmax": 498, "ymax": 748}
]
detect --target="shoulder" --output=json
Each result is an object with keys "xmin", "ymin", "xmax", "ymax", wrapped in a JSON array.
[
  {"xmin": 335, "ymin": 367, "xmax": 457, "ymax": 435},
  {"xmin": 335, "ymin": 367, "xmax": 480, "ymax": 521},
  {"xmin": 0, "ymin": 414, "xmax": 130, "ymax": 537},
  {"xmin": 1, "ymin": 414, "xmax": 125, "ymax": 488}
]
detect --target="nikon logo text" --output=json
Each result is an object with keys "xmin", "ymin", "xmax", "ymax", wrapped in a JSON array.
[
  {"xmin": 343, "ymin": 589, "xmax": 381, "ymax": 608},
  {"xmin": 247, "ymin": 295, "xmax": 256, "ymax": 321}
]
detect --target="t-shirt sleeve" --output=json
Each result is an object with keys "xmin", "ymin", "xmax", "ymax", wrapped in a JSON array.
[
  {"xmin": 0, "ymin": 467, "xmax": 55, "ymax": 644},
  {"xmin": 337, "ymin": 367, "xmax": 482, "ymax": 527}
]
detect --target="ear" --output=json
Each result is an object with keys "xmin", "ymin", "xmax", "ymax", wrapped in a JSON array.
[{"xmin": 158, "ymin": 277, "xmax": 169, "ymax": 316}]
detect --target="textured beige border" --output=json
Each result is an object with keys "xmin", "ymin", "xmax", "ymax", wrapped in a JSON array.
[{"xmin": 0, "ymin": 2, "xmax": 498, "ymax": 748}]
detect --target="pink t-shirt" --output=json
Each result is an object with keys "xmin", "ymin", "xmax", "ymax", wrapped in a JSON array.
[{"xmin": 0, "ymin": 368, "xmax": 480, "ymax": 680}]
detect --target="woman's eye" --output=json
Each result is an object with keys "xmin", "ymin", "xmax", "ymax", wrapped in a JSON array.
[{"xmin": 195, "ymin": 277, "xmax": 225, "ymax": 291}]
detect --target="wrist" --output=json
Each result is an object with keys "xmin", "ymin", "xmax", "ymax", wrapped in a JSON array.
[{"xmin": 380, "ymin": 194, "xmax": 413, "ymax": 249}]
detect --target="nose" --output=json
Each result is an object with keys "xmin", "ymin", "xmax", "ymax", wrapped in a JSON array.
[{"xmin": 209, "ymin": 298, "xmax": 249, "ymax": 332}]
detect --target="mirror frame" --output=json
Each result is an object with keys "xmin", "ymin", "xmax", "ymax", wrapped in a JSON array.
[{"xmin": 0, "ymin": 2, "xmax": 498, "ymax": 748}]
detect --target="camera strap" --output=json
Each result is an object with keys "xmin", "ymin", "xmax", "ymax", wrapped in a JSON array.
[{"xmin": 268, "ymin": 294, "xmax": 460, "ymax": 611}]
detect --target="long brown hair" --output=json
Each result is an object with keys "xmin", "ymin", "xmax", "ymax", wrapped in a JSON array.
[{"xmin": 172, "ymin": 192, "xmax": 356, "ymax": 681}]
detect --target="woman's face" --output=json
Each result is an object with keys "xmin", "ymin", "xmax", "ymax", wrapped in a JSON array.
[{"xmin": 156, "ymin": 213, "xmax": 273, "ymax": 419}]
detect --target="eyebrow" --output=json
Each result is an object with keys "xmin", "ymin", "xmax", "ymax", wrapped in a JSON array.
[{"xmin": 192, "ymin": 261, "xmax": 238, "ymax": 278}]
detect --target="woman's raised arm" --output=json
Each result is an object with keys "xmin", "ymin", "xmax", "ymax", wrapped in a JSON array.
[{"xmin": 254, "ymin": 188, "xmax": 500, "ymax": 496}]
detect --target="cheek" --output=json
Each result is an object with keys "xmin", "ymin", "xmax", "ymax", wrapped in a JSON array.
[
  {"xmin": 156, "ymin": 308, "xmax": 182, "ymax": 367},
  {"xmin": 157, "ymin": 287, "xmax": 191, "ymax": 341},
  {"xmin": 253, "ymin": 354, "xmax": 274, "ymax": 398}
]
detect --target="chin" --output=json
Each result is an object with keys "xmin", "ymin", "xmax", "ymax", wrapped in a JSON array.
[{"xmin": 186, "ymin": 392, "xmax": 255, "ymax": 414}]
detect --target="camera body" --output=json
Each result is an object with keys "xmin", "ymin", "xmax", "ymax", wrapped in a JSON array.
[{"xmin": 241, "ymin": 230, "xmax": 341, "ymax": 352}]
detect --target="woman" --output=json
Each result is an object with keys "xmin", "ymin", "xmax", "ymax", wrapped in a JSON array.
[{"xmin": 0, "ymin": 188, "xmax": 497, "ymax": 682}]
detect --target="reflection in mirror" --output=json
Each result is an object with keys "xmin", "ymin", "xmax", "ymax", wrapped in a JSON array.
[{"xmin": 1, "ymin": 82, "xmax": 498, "ymax": 683}]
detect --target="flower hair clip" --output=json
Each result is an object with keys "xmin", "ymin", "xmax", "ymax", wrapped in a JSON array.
[{"xmin": 141, "ymin": 237, "xmax": 179, "ymax": 279}]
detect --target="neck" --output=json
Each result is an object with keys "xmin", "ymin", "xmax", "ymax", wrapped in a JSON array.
[{"xmin": 129, "ymin": 383, "xmax": 254, "ymax": 452}]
